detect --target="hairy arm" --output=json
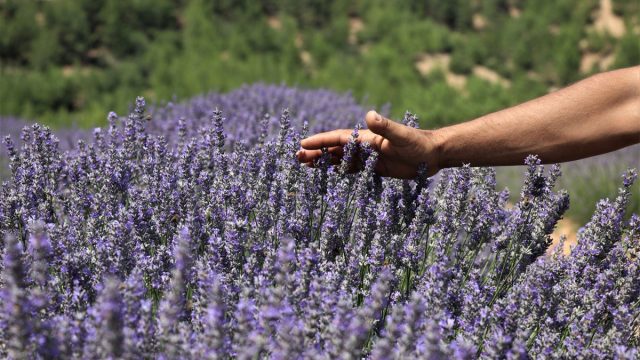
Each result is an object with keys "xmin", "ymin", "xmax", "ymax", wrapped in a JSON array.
[
  {"xmin": 435, "ymin": 66, "xmax": 640, "ymax": 169},
  {"xmin": 298, "ymin": 67, "xmax": 640, "ymax": 179}
]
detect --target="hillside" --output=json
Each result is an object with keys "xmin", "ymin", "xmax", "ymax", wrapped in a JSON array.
[{"xmin": 0, "ymin": 0, "xmax": 638, "ymax": 128}]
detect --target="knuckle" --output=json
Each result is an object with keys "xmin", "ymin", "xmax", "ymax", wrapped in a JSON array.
[
  {"xmin": 372, "ymin": 134, "xmax": 385, "ymax": 148},
  {"xmin": 381, "ymin": 118, "xmax": 390, "ymax": 132}
]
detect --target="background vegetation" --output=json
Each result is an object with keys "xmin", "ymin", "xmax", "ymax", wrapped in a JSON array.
[
  {"xmin": 1, "ymin": 0, "xmax": 638, "ymax": 128},
  {"xmin": 0, "ymin": 0, "xmax": 638, "ymax": 224}
]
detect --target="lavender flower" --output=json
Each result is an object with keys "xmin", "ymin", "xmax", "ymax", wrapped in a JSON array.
[{"xmin": 0, "ymin": 86, "xmax": 637, "ymax": 358}]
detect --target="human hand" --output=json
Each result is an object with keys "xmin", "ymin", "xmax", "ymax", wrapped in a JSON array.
[{"xmin": 296, "ymin": 111, "xmax": 442, "ymax": 179}]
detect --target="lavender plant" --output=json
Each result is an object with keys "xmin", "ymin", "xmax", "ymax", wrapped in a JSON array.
[
  {"xmin": 496, "ymin": 144, "xmax": 640, "ymax": 224},
  {"xmin": 0, "ymin": 89, "xmax": 638, "ymax": 359}
]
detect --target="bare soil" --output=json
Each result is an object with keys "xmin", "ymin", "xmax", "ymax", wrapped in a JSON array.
[
  {"xmin": 593, "ymin": 0, "xmax": 625, "ymax": 38},
  {"xmin": 549, "ymin": 218, "xmax": 579, "ymax": 256},
  {"xmin": 415, "ymin": 53, "xmax": 511, "ymax": 90}
]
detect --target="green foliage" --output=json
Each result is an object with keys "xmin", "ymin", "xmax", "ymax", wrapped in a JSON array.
[
  {"xmin": 449, "ymin": 40, "xmax": 475, "ymax": 75},
  {"xmin": 99, "ymin": 0, "xmax": 176, "ymax": 58},
  {"xmin": 613, "ymin": 31, "xmax": 640, "ymax": 69},
  {"xmin": 554, "ymin": 28, "xmax": 583, "ymax": 84},
  {"xmin": 611, "ymin": 0, "xmax": 640, "ymax": 17},
  {"xmin": 584, "ymin": 30, "xmax": 615, "ymax": 54},
  {"xmin": 28, "ymin": 30, "xmax": 61, "ymax": 70},
  {"xmin": 0, "ymin": 0, "xmax": 637, "ymax": 129},
  {"xmin": 42, "ymin": 0, "xmax": 91, "ymax": 65},
  {"xmin": 409, "ymin": 0, "xmax": 473, "ymax": 30},
  {"xmin": 0, "ymin": 0, "xmax": 38, "ymax": 64}
]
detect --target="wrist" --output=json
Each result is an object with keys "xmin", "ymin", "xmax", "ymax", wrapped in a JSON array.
[{"xmin": 421, "ymin": 128, "xmax": 448, "ymax": 173}]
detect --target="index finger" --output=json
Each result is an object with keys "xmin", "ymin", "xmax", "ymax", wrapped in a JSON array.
[{"xmin": 300, "ymin": 129, "xmax": 351, "ymax": 150}]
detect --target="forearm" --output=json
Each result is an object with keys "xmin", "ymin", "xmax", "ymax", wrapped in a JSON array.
[{"xmin": 433, "ymin": 66, "xmax": 640, "ymax": 168}]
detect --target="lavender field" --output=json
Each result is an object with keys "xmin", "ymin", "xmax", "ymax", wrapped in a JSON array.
[{"xmin": 1, "ymin": 86, "xmax": 638, "ymax": 358}]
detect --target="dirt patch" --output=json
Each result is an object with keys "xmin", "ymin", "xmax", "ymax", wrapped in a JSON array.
[
  {"xmin": 299, "ymin": 51, "xmax": 312, "ymax": 66},
  {"xmin": 526, "ymin": 71, "xmax": 541, "ymax": 81},
  {"xmin": 579, "ymin": 0, "xmax": 624, "ymax": 74},
  {"xmin": 473, "ymin": 14, "xmax": 487, "ymax": 30},
  {"xmin": 415, "ymin": 54, "xmax": 511, "ymax": 91},
  {"xmin": 35, "ymin": 11, "xmax": 45, "ymax": 26},
  {"xmin": 473, "ymin": 66, "xmax": 511, "ymax": 87},
  {"xmin": 62, "ymin": 66, "xmax": 93, "ymax": 78},
  {"xmin": 509, "ymin": 6, "xmax": 521, "ymax": 18},
  {"xmin": 295, "ymin": 33, "xmax": 304, "ymax": 49},
  {"xmin": 415, "ymin": 53, "xmax": 451, "ymax": 75},
  {"xmin": 580, "ymin": 53, "xmax": 600, "ymax": 73},
  {"xmin": 446, "ymin": 73, "xmax": 467, "ymax": 91},
  {"xmin": 580, "ymin": 52, "xmax": 616, "ymax": 73},
  {"xmin": 349, "ymin": 17, "xmax": 364, "ymax": 45},
  {"xmin": 593, "ymin": 0, "xmax": 625, "ymax": 38},
  {"xmin": 267, "ymin": 16, "xmax": 282, "ymax": 30},
  {"xmin": 415, "ymin": 53, "xmax": 467, "ymax": 91},
  {"xmin": 548, "ymin": 217, "xmax": 579, "ymax": 255}
]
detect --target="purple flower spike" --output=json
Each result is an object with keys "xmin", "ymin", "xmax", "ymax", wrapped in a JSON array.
[{"xmin": 0, "ymin": 86, "xmax": 637, "ymax": 358}]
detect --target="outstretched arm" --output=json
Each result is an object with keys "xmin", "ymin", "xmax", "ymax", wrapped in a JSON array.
[
  {"xmin": 437, "ymin": 65, "xmax": 640, "ymax": 168},
  {"xmin": 297, "ymin": 66, "xmax": 640, "ymax": 178}
]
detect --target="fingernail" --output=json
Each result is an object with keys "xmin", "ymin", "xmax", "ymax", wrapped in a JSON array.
[{"xmin": 374, "ymin": 112, "xmax": 382, "ymax": 122}]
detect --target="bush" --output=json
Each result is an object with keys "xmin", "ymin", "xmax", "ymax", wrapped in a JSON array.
[
  {"xmin": 1, "ymin": 87, "xmax": 638, "ymax": 358},
  {"xmin": 0, "ymin": 0, "xmax": 38, "ymax": 64},
  {"xmin": 450, "ymin": 42, "xmax": 475, "ymax": 75},
  {"xmin": 613, "ymin": 31, "xmax": 640, "ymax": 69}
]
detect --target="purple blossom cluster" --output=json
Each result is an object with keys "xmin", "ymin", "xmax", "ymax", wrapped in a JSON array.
[
  {"xmin": 1, "ymin": 88, "xmax": 638, "ymax": 359},
  {"xmin": 495, "ymin": 143, "xmax": 640, "ymax": 223},
  {"xmin": 149, "ymin": 83, "xmax": 383, "ymax": 145},
  {"xmin": 1, "ymin": 84, "xmax": 377, "ymax": 177}
]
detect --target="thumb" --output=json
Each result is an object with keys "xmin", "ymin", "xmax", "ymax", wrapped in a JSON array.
[{"xmin": 365, "ymin": 110, "xmax": 409, "ymax": 144}]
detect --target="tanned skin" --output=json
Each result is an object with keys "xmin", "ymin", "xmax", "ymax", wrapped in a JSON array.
[{"xmin": 297, "ymin": 66, "xmax": 640, "ymax": 179}]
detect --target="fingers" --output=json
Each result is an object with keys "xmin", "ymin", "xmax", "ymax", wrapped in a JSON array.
[
  {"xmin": 365, "ymin": 110, "xmax": 411, "ymax": 144},
  {"xmin": 300, "ymin": 129, "xmax": 351, "ymax": 150},
  {"xmin": 296, "ymin": 149, "xmax": 322, "ymax": 162},
  {"xmin": 297, "ymin": 146, "xmax": 343, "ymax": 163},
  {"xmin": 300, "ymin": 111, "xmax": 410, "ymax": 153}
]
